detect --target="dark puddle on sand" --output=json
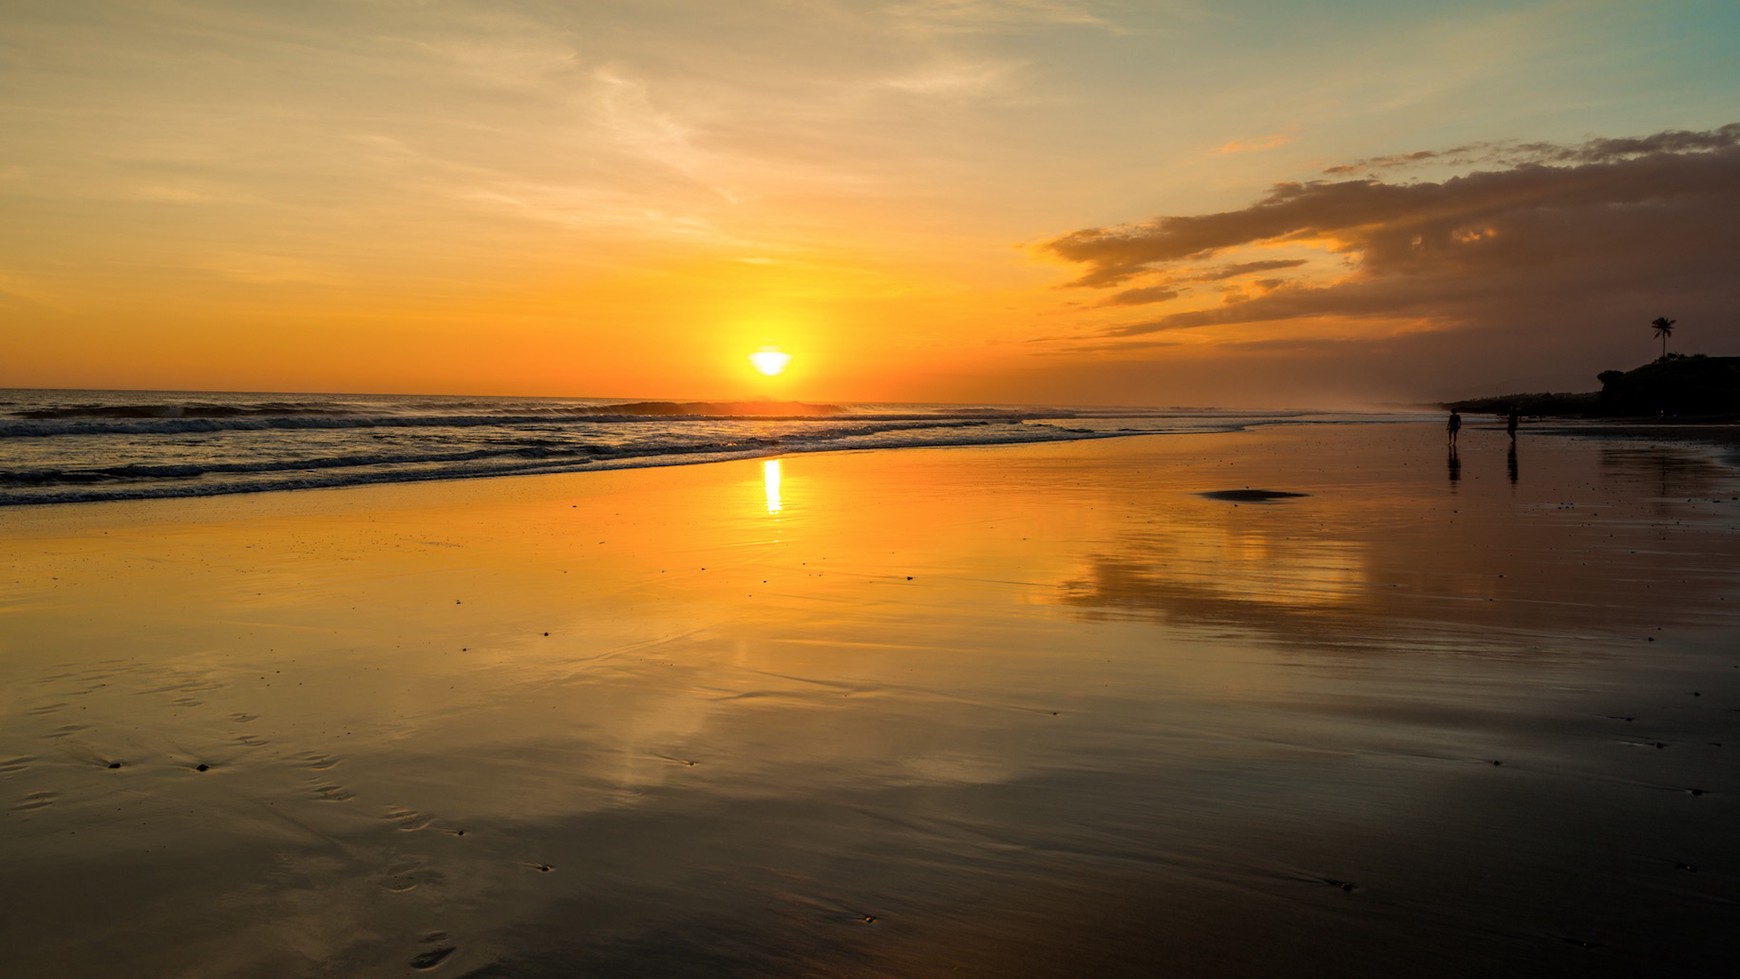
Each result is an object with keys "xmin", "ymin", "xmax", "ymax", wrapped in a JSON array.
[
  {"xmin": 1199, "ymin": 488, "xmax": 1310, "ymax": 502},
  {"xmin": 2, "ymin": 423, "xmax": 1738, "ymax": 977}
]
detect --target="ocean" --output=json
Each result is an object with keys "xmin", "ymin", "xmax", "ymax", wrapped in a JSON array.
[{"xmin": 0, "ymin": 389, "xmax": 1412, "ymax": 506}]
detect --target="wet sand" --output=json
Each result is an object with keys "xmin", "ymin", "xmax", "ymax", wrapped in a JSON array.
[{"xmin": 3, "ymin": 422, "xmax": 1738, "ymax": 977}]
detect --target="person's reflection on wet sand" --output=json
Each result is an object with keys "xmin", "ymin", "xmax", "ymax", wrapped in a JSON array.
[
  {"xmin": 1508, "ymin": 442, "xmax": 1518, "ymax": 484},
  {"xmin": 1448, "ymin": 445, "xmax": 1461, "ymax": 484}
]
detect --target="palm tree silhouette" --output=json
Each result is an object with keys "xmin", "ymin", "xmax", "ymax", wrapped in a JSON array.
[{"xmin": 1652, "ymin": 316, "xmax": 1676, "ymax": 360}]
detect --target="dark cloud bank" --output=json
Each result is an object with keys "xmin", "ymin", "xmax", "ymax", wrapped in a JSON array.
[{"xmin": 1038, "ymin": 125, "xmax": 1740, "ymax": 404}]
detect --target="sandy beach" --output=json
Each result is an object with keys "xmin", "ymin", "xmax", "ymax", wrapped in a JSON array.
[{"xmin": 3, "ymin": 421, "xmax": 1738, "ymax": 977}]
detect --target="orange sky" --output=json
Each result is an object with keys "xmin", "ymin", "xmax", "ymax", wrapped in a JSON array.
[{"xmin": 2, "ymin": 1, "xmax": 1737, "ymax": 406}]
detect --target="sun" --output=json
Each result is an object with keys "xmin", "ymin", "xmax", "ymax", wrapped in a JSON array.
[{"xmin": 748, "ymin": 348, "xmax": 791, "ymax": 377}]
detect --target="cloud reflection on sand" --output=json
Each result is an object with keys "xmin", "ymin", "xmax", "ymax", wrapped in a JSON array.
[{"xmin": 1055, "ymin": 431, "xmax": 1740, "ymax": 651}]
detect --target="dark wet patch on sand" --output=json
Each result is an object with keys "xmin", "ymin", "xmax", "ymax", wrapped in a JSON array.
[{"xmin": 1200, "ymin": 489, "xmax": 1310, "ymax": 503}]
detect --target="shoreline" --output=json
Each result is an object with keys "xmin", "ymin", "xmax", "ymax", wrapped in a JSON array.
[
  {"xmin": 0, "ymin": 428, "xmax": 1146, "ymax": 511},
  {"xmin": 13, "ymin": 409, "xmax": 1740, "ymax": 512}
]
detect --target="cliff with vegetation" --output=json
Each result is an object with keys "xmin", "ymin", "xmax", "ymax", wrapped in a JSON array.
[{"xmin": 1452, "ymin": 355, "xmax": 1740, "ymax": 420}]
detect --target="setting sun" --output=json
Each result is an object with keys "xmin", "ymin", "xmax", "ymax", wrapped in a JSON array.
[{"xmin": 748, "ymin": 349, "xmax": 792, "ymax": 377}]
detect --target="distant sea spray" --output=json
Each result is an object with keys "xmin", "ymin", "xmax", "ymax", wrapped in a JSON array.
[{"xmin": 0, "ymin": 390, "xmax": 1381, "ymax": 506}]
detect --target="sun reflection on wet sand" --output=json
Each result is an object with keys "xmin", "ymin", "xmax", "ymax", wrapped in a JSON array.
[{"xmin": 763, "ymin": 457, "xmax": 782, "ymax": 514}]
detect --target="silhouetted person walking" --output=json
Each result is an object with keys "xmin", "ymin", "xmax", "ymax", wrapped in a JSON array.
[
  {"xmin": 1447, "ymin": 408, "xmax": 1462, "ymax": 447},
  {"xmin": 1506, "ymin": 407, "xmax": 1519, "ymax": 441}
]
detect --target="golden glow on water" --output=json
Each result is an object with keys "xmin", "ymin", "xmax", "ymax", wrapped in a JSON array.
[{"xmin": 763, "ymin": 458, "xmax": 783, "ymax": 514}]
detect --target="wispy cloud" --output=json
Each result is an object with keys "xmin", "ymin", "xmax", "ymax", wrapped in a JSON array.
[
  {"xmin": 588, "ymin": 67, "xmax": 739, "ymax": 203},
  {"xmin": 195, "ymin": 252, "xmax": 345, "ymax": 286},
  {"xmin": 1191, "ymin": 259, "xmax": 1308, "ymax": 282},
  {"xmin": 883, "ymin": 58, "xmax": 1023, "ymax": 98},
  {"xmin": 1104, "ymin": 285, "xmax": 1179, "ymax": 307},
  {"xmin": 883, "ymin": 0, "xmax": 1122, "ymax": 34},
  {"xmin": 130, "ymin": 185, "xmax": 229, "ymax": 204},
  {"xmin": 1324, "ymin": 124, "xmax": 1740, "ymax": 175},
  {"xmin": 388, "ymin": 32, "xmax": 582, "ymax": 90},
  {"xmin": 1215, "ymin": 132, "xmax": 1293, "ymax": 155},
  {"xmin": 0, "ymin": 270, "xmax": 68, "ymax": 312}
]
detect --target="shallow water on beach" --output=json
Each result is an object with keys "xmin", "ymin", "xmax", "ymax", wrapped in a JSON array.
[
  {"xmin": 0, "ymin": 387, "xmax": 1379, "ymax": 506},
  {"xmin": 2, "ymin": 423, "xmax": 1738, "ymax": 977}
]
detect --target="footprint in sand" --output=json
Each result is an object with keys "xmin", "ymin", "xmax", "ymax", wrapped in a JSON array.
[
  {"xmin": 378, "ymin": 862, "xmax": 445, "ymax": 894},
  {"xmin": 0, "ymin": 755, "xmax": 36, "ymax": 775},
  {"xmin": 234, "ymin": 734, "xmax": 270, "ymax": 748},
  {"xmin": 144, "ymin": 677, "xmax": 216, "ymax": 696},
  {"xmin": 28, "ymin": 703, "xmax": 67, "ymax": 716},
  {"xmin": 46, "ymin": 723, "xmax": 89, "ymax": 739},
  {"xmin": 386, "ymin": 807, "xmax": 433, "ymax": 831},
  {"xmin": 409, "ymin": 946, "xmax": 456, "ymax": 970},
  {"xmin": 299, "ymin": 751, "xmax": 341, "ymax": 771},
  {"xmin": 14, "ymin": 791, "xmax": 56, "ymax": 813},
  {"xmin": 313, "ymin": 782, "xmax": 355, "ymax": 802}
]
